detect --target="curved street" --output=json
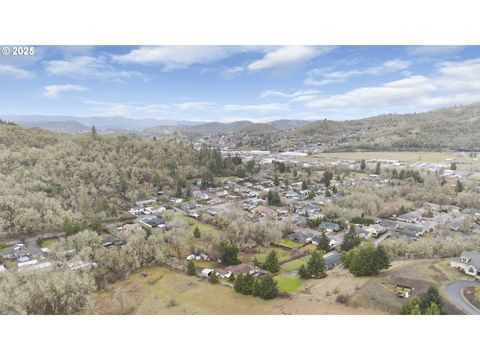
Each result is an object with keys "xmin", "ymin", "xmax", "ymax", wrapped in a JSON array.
[{"xmin": 445, "ymin": 280, "xmax": 480, "ymax": 315}]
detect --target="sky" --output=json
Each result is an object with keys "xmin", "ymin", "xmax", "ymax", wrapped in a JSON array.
[{"xmin": 1, "ymin": 45, "xmax": 480, "ymax": 122}]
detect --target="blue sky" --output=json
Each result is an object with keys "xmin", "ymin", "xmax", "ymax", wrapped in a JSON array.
[{"xmin": 1, "ymin": 45, "xmax": 480, "ymax": 122}]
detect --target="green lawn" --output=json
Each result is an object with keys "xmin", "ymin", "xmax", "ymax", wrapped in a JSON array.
[
  {"xmin": 178, "ymin": 215, "xmax": 220, "ymax": 236},
  {"xmin": 253, "ymin": 247, "xmax": 291, "ymax": 264},
  {"xmin": 278, "ymin": 239, "xmax": 301, "ymax": 249},
  {"xmin": 274, "ymin": 275, "xmax": 302, "ymax": 293},
  {"xmin": 281, "ymin": 255, "xmax": 312, "ymax": 272},
  {"xmin": 3, "ymin": 259, "xmax": 16, "ymax": 270},
  {"xmin": 37, "ymin": 237, "xmax": 59, "ymax": 248}
]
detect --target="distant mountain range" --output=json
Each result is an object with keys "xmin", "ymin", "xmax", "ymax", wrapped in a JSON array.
[
  {"xmin": 0, "ymin": 114, "xmax": 311, "ymax": 135},
  {"xmin": 0, "ymin": 114, "xmax": 202, "ymax": 132},
  {"xmin": 3, "ymin": 103, "xmax": 480, "ymax": 151}
]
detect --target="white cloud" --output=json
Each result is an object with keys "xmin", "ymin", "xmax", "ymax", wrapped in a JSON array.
[
  {"xmin": 222, "ymin": 65, "xmax": 245, "ymax": 78},
  {"xmin": 407, "ymin": 46, "xmax": 465, "ymax": 57},
  {"xmin": 84, "ymin": 100, "xmax": 171, "ymax": 117},
  {"xmin": 260, "ymin": 89, "xmax": 319, "ymax": 98},
  {"xmin": 175, "ymin": 102, "xmax": 214, "ymax": 110},
  {"xmin": 45, "ymin": 56, "xmax": 141, "ymax": 80},
  {"xmin": 260, "ymin": 89, "xmax": 320, "ymax": 103},
  {"xmin": 306, "ymin": 58, "xmax": 480, "ymax": 113},
  {"xmin": 305, "ymin": 59, "xmax": 411, "ymax": 87},
  {"xmin": 223, "ymin": 103, "xmax": 289, "ymax": 113},
  {"xmin": 43, "ymin": 84, "xmax": 86, "ymax": 98},
  {"xmin": 0, "ymin": 64, "xmax": 33, "ymax": 79},
  {"xmin": 112, "ymin": 46, "xmax": 242, "ymax": 71},
  {"xmin": 247, "ymin": 46, "xmax": 332, "ymax": 71}
]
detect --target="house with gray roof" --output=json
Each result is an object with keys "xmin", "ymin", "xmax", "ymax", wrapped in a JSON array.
[{"xmin": 450, "ymin": 250, "xmax": 480, "ymax": 279}]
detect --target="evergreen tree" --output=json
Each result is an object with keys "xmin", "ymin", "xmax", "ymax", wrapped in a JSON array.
[
  {"xmin": 392, "ymin": 169, "xmax": 398, "ymax": 178},
  {"xmin": 91, "ymin": 125, "xmax": 97, "ymax": 139},
  {"xmin": 220, "ymin": 241, "xmax": 240, "ymax": 266},
  {"xmin": 455, "ymin": 179, "xmax": 464, "ymax": 193},
  {"xmin": 267, "ymin": 190, "xmax": 282, "ymax": 206},
  {"xmin": 263, "ymin": 250, "xmax": 280, "ymax": 273},
  {"xmin": 375, "ymin": 245, "xmax": 390, "ymax": 270},
  {"xmin": 274, "ymin": 174, "xmax": 280, "ymax": 186},
  {"xmin": 308, "ymin": 189, "xmax": 316, "ymax": 199},
  {"xmin": 360, "ymin": 159, "xmax": 366, "ymax": 171},
  {"xmin": 317, "ymin": 231, "xmax": 330, "ymax": 252},
  {"xmin": 257, "ymin": 275, "xmax": 279, "ymax": 300},
  {"xmin": 293, "ymin": 168, "xmax": 298, "ymax": 177},
  {"xmin": 187, "ymin": 260, "xmax": 196, "ymax": 276},
  {"xmin": 302, "ymin": 180, "xmax": 308, "ymax": 190},
  {"xmin": 450, "ymin": 162, "xmax": 457, "ymax": 170},
  {"xmin": 424, "ymin": 302, "xmax": 440, "ymax": 315},
  {"xmin": 210, "ymin": 271, "xmax": 219, "ymax": 284},
  {"xmin": 321, "ymin": 170, "xmax": 333, "ymax": 187},
  {"xmin": 234, "ymin": 274, "xmax": 244, "ymax": 293},
  {"xmin": 400, "ymin": 296, "xmax": 421, "ymax": 315},
  {"xmin": 346, "ymin": 244, "xmax": 390, "ymax": 277},
  {"xmin": 375, "ymin": 162, "xmax": 381, "ymax": 175},
  {"xmin": 298, "ymin": 264, "xmax": 309, "ymax": 279},
  {"xmin": 341, "ymin": 226, "xmax": 361, "ymax": 251},
  {"xmin": 306, "ymin": 251, "xmax": 326, "ymax": 278},
  {"xmin": 193, "ymin": 226, "xmax": 201, "ymax": 238},
  {"xmin": 419, "ymin": 286, "xmax": 445, "ymax": 314},
  {"xmin": 175, "ymin": 182, "xmax": 183, "ymax": 198}
]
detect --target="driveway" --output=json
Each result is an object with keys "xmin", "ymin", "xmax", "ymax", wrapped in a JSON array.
[{"xmin": 445, "ymin": 280, "xmax": 480, "ymax": 315}]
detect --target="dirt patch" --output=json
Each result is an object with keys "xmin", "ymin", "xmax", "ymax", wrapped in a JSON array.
[{"xmin": 175, "ymin": 280, "xmax": 198, "ymax": 293}]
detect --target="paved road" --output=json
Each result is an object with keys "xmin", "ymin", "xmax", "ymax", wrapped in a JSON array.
[{"xmin": 445, "ymin": 280, "xmax": 480, "ymax": 315}]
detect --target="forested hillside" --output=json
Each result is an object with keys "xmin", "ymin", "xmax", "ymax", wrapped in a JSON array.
[
  {"xmin": 0, "ymin": 122, "xmax": 244, "ymax": 237},
  {"xmin": 278, "ymin": 103, "xmax": 480, "ymax": 151}
]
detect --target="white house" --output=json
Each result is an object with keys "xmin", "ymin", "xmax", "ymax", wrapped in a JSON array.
[{"xmin": 450, "ymin": 250, "xmax": 480, "ymax": 279}]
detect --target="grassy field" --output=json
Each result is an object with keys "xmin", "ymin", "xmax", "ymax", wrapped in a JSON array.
[
  {"xmin": 274, "ymin": 275, "xmax": 302, "ymax": 293},
  {"xmin": 37, "ymin": 237, "xmax": 60, "ymax": 248},
  {"xmin": 278, "ymin": 239, "xmax": 301, "ymax": 249},
  {"xmin": 281, "ymin": 254, "xmax": 311, "ymax": 272},
  {"xmin": 300, "ymin": 151, "xmax": 469, "ymax": 165},
  {"xmin": 90, "ymin": 265, "xmax": 382, "ymax": 314},
  {"xmin": 177, "ymin": 214, "xmax": 221, "ymax": 237},
  {"xmin": 241, "ymin": 247, "xmax": 291, "ymax": 265},
  {"xmin": 349, "ymin": 259, "xmax": 468, "ymax": 314}
]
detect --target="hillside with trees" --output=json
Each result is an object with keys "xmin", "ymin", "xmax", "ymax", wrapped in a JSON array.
[
  {"xmin": 0, "ymin": 122, "xmax": 244, "ymax": 237},
  {"xmin": 277, "ymin": 102, "xmax": 480, "ymax": 151}
]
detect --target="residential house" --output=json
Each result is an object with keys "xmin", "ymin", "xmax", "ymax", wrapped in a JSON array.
[
  {"xmin": 450, "ymin": 251, "xmax": 480, "ymax": 279},
  {"xmin": 318, "ymin": 222, "xmax": 340, "ymax": 233},
  {"xmin": 139, "ymin": 217, "xmax": 167, "ymax": 228},
  {"xmin": 397, "ymin": 211, "xmax": 422, "ymax": 223},
  {"xmin": 224, "ymin": 263, "xmax": 253, "ymax": 277},
  {"xmin": 376, "ymin": 218, "xmax": 400, "ymax": 230},
  {"xmin": 287, "ymin": 231, "xmax": 320, "ymax": 244}
]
